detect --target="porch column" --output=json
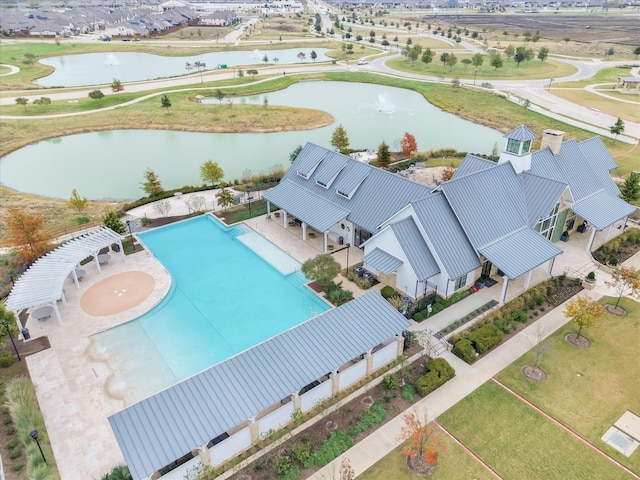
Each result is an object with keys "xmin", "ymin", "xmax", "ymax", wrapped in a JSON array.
[
  {"xmin": 587, "ymin": 228, "xmax": 597, "ymax": 252},
  {"xmin": 53, "ymin": 302, "xmax": 64, "ymax": 326},
  {"xmin": 266, "ymin": 201, "xmax": 271, "ymax": 216},
  {"xmin": 604, "ymin": 224, "xmax": 613, "ymax": 241},
  {"xmin": 283, "ymin": 212, "xmax": 289, "ymax": 229},
  {"xmin": 70, "ymin": 268, "xmax": 81, "ymax": 289},
  {"xmin": 622, "ymin": 216, "xmax": 628, "ymax": 231},
  {"xmin": 365, "ymin": 349, "xmax": 373, "ymax": 376},
  {"xmin": 396, "ymin": 334, "xmax": 404, "ymax": 356},
  {"xmin": 249, "ymin": 416, "xmax": 259, "ymax": 443},
  {"xmin": 302, "ymin": 222, "xmax": 307, "ymax": 240},
  {"xmin": 323, "ymin": 232, "xmax": 329, "ymax": 253},
  {"xmin": 118, "ymin": 240, "xmax": 125, "ymax": 261},
  {"xmin": 12, "ymin": 311, "xmax": 24, "ymax": 338},
  {"xmin": 500, "ymin": 277, "xmax": 509, "ymax": 304},
  {"xmin": 330, "ymin": 369, "xmax": 339, "ymax": 396},
  {"xmin": 93, "ymin": 253, "xmax": 102, "ymax": 273},
  {"xmin": 547, "ymin": 257, "xmax": 555, "ymax": 277},
  {"xmin": 524, "ymin": 270, "xmax": 532, "ymax": 290},
  {"xmin": 196, "ymin": 443, "xmax": 212, "ymax": 467},
  {"xmin": 291, "ymin": 392, "xmax": 301, "ymax": 411}
]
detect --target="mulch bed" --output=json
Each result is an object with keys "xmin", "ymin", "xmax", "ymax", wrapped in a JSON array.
[
  {"xmin": 228, "ymin": 345, "xmax": 425, "ymax": 480},
  {"xmin": 521, "ymin": 365, "xmax": 547, "ymax": 382},
  {"xmin": 605, "ymin": 304, "xmax": 627, "ymax": 316},
  {"xmin": 565, "ymin": 333, "xmax": 590, "ymax": 348}
]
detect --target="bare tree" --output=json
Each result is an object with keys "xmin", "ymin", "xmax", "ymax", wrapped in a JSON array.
[{"xmin": 153, "ymin": 199, "xmax": 172, "ymax": 217}]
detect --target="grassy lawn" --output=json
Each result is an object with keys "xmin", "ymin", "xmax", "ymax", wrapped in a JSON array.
[
  {"xmin": 386, "ymin": 55, "xmax": 577, "ymax": 81},
  {"xmin": 550, "ymin": 88, "xmax": 640, "ymax": 123},
  {"xmin": 438, "ymin": 381, "xmax": 635, "ymax": 480},
  {"xmin": 359, "ymin": 435, "xmax": 494, "ymax": 480},
  {"xmin": 495, "ymin": 296, "xmax": 640, "ymax": 473}
]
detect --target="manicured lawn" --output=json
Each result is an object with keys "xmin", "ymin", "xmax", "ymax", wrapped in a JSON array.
[
  {"xmin": 359, "ymin": 435, "xmax": 494, "ymax": 480},
  {"xmin": 438, "ymin": 381, "xmax": 635, "ymax": 480},
  {"xmin": 549, "ymin": 88, "xmax": 640, "ymax": 123},
  {"xmin": 495, "ymin": 296, "xmax": 640, "ymax": 473}
]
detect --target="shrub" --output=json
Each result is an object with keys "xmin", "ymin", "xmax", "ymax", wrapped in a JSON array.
[
  {"xmin": 311, "ymin": 430, "xmax": 353, "ymax": 467},
  {"xmin": 290, "ymin": 441, "xmax": 313, "ymax": 468},
  {"xmin": 6, "ymin": 426, "xmax": 15, "ymax": 435},
  {"xmin": 449, "ymin": 289, "xmax": 471, "ymax": 304},
  {"xmin": 609, "ymin": 257, "xmax": 618, "ymax": 266},
  {"xmin": 412, "ymin": 309, "xmax": 428, "ymax": 322},
  {"xmin": 348, "ymin": 402, "xmax": 387, "ymax": 436},
  {"xmin": 468, "ymin": 323, "xmax": 504, "ymax": 354},
  {"xmin": 495, "ymin": 317, "xmax": 515, "ymax": 334},
  {"xmin": 274, "ymin": 455, "xmax": 293, "ymax": 475},
  {"xmin": 382, "ymin": 374, "xmax": 399, "ymax": 390},
  {"xmin": 0, "ymin": 351, "xmax": 14, "ymax": 368},
  {"xmin": 7, "ymin": 439, "xmax": 17, "ymax": 449},
  {"xmin": 424, "ymin": 357, "xmax": 455, "ymax": 379},
  {"xmin": 511, "ymin": 310, "xmax": 528, "ymax": 323},
  {"xmin": 415, "ymin": 358, "xmax": 456, "ymax": 396},
  {"xmin": 72, "ymin": 216, "xmax": 90, "ymax": 225},
  {"xmin": 9, "ymin": 448, "xmax": 22, "ymax": 459},
  {"xmin": 380, "ymin": 286, "xmax": 399, "ymax": 299},
  {"xmin": 401, "ymin": 384, "xmax": 416, "ymax": 404},
  {"xmin": 535, "ymin": 295, "xmax": 546, "ymax": 305},
  {"xmin": 430, "ymin": 302, "xmax": 446, "ymax": 315},
  {"xmin": 13, "ymin": 464, "xmax": 23, "ymax": 472}
]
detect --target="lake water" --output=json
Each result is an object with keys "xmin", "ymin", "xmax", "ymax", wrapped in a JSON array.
[
  {"xmin": 36, "ymin": 48, "xmax": 331, "ymax": 87},
  {"xmin": 0, "ymin": 81, "xmax": 503, "ymax": 200}
]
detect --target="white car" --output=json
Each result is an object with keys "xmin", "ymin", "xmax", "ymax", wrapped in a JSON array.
[{"xmin": 357, "ymin": 59, "xmax": 368, "ymax": 65}]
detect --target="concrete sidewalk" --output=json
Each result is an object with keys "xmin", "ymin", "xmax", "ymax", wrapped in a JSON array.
[{"xmin": 309, "ymin": 289, "xmax": 604, "ymax": 479}]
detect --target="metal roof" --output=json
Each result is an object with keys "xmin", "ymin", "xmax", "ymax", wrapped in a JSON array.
[
  {"xmin": 572, "ymin": 190, "xmax": 637, "ymax": 230},
  {"xmin": 453, "ymin": 154, "xmax": 496, "ymax": 179},
  {"xmin": 5, "ymin": 227, "xmax": 122, "ymax": 313},
  {"xmin": 480, "ymin": 228, "xmax": 562, "ymax": 279},
  {"xmin": 529, "ymin": 148, "xmax": 566, "ymax": 183},
  {"xmin": 578, "ymin": 137, "xmax": 618, "ymax": 172},
  {"xmin": 520, "ymin": 173, "xmax": 568, "ymax": 227},
  {"xmin": 412, "ymin": 192, "xmax": 481, "ymax": 279},
  {"xmin": 504, "ymin": 125, "xmax": 537, "ymax": 142},
  {"xmin": 363, "ymin": 247, "xmax": 403, "ymax": 275},
  {"xmin": 440, "ymin": 162, "xmax": 528, "ymax": 250},
  {"xmin": 390, "ymin": 217, "xmax": 440, "ymax": 280},
  {"xmin": 109, "ymin": 292, "xmax": 410, "ymax": 480}
]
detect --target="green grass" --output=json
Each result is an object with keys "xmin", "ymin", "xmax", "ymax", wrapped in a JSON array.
[
  {"xmin": 438, "ymin": 381, "xmax": 635, "ymax": 480},
  {"xmin": 358, "ymin": 436, "xmax": 494, "ymax": 480},
  {"xmin": 550, "ymin": 88, "xmax": 640, "ymax": 123},
  {"xmin": 495, "ymin": 296, "xmax": 640, "ymax": 473}
]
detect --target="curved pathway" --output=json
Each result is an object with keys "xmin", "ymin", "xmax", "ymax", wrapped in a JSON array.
[{"xmin": 0, "ymin": 63, "xmax": 20, "ymax": 76}]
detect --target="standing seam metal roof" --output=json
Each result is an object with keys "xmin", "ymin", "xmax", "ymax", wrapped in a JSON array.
[
  {"xmin": 363, "ymin": 247, "xmax": 403, "ymax": 275},
  {"xmin": 504, "ymin": 125, "xmax": 538, "ymax": 142},
  {"xmin": 389, "ymin": 217, "xmax": 440, "ymax": 280},
  {"xmin": 109, "ymin": 292, "xmax": 410, "ymax": 480},
  {"xmin": 572, "ymin": 190, "xmax": 637, "ymax": 230},
  {"xmin": 520, "ymin": 173, "xmax": 568, "ymax": 227}
]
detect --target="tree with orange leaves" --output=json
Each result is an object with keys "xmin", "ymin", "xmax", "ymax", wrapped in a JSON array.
[
  {"xmin": 605, "ymin": 266, "xmax": 640, "ymax": 309},
  {"xmin": 6, "ymin": 208, "xmax": 53, "ymax": 265},
  {"xmin": 401, "ymin": 132, "xmax": 418, "ymax": 158},
  {"xmin": 564, "ymin": 295, "xmax": 604, "ymax": 340},
  {"xmin": 440, "ymin": 163, "xmax": 456, "ymax": 183},
  {"xmin": 399, "ymin": 412, "xmax": 445, "ymax": 475}
]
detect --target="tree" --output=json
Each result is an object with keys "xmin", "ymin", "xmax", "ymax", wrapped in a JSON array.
[
  {"xmin": 111, "ymin": 78, "xmax": 124, "ymax": 93},
  {"xmin": 246, "ymin": 69, "xmax": 258, "ymax": 77},
  {"xmin": 401, "ymin": 132, "xmax": 418, "ymax": 158},
  {"xmin": 194, "ymin": 61, "xmax": 206, "ymax": 83},
  {"xmin": 407, "ymin": 45, "xmax": 422, "ymax": 64},
  {"xmin": 216, "ymin": 187, "xmax": 235, "ymax": 211},
  {"xmin": 421, "ymin": 48, "xmax": 433, "ymax": 65},
  {"xmin": 490, "ymin": 53, "xmax": 504, "ymax": 70},
  {"xmin": 68, "ymin": 188, "xmax": 88, "ymax": 214},
  {"xmin": 620, "ymin": 172, "xmax": 640, "ymax": 203},
  {"xmin": 0, "ymin": 304, "xmax": 18, "ymax": 342},
  {"xmin": 310, "ymin": 50, "xmax": 317, "ymax": 62},
  {"xmin": 605, "ymin": 266, "xmax": 640, "ymax": 308},
  {"xmin": 185, "ymin": 61, "xmax": 193, "ymax": 74},
  {"xmin": 153, "ymin": 199, "xmax": 172, "ymax": 217},
  {"xmin": 461, "ymin": 58, "xmax": 472, "ymax": 69},
  {"xmin": 399, "ymin": 412, "xmax": 445, "ymax": 476},
  {"xmin": 514, "ymin": 47, "xmax": 525, "ymax": 66},
  {"xmin": 330, "ymin": 124, "xmax": 350, "ymax": 154},
  {"xmin": 88, "ymin": 90, "xmax": 104, "ymax": 103},
  {"xmin": 289, "ymin": 144, "xmax": 303, "ymax": 163},
  {"xmin": 376, "ymin": 142, "xmax": 391, "ymax": 168},
  {"xmin": 33, "ymin": 96, "xmax": 51, "ymax": 112},
  {"xmin": 161, "ymin": 94, "xmax": 172, "ymax": 113},
  {"xmin": 200, "ymin": 160, "xmax": 224, "ymax": 186},
  {"xmin": 15, "ymin": 97, "xmax": 28, "ymax": 111},
  {"xmin": 6, "ymin": 208, "xmax": 53, "ymax": 265},
  {"xmin": 471, "ymin": 53, "xmax": 484, "ymax": 68},
  {"xmin": 262, "ymin": 54, "xmax": 269, "ymax": 63},
  {"xmin": 445, "ymin": 53, "xmax": 458, "ymax": 70},
  {"xmin": 504, "ymin": 44, "xmax": 515, "ymax": 58},
  {"xmin": 381, "ymin": 39, "xmax": 390, "ymax": 49},
  {"xmin": 214, "ymin": 89, "xmax": 225, "ymax": 104},
  {"xmin": 102, "ymin": 210, "xmax": 125, "ymax": 234},
  {"xmin": 537, "ymin": 47, "xmax": 549, "ymax": 62},
  {"xmin": 634, "ymin": 46, "xmax": 640, "ymax": 59},
  {"xmin": 441, "ymin": 163, "xmax": 456, "ymax": 182},
  {"xmin": 297, "ymin": 51, "xmax": 306, "ymax": 62},
  {"xmin": 301, "ymin": 254, "xmax": 340, "ymax": 288},
  {"xmin": 609, "ymin": 117, "xmax": 625, "ymax": 141},
  {"xmin": 439, "ymin": 52, "xmax": 449, "ymax": 67},
  {"xmin": 564, "ymin": 296, "xmax": 604, "ymax": 340},
  {"xmin": 141, "ymin": 168, "xmax": 163, "ymax": 197}
]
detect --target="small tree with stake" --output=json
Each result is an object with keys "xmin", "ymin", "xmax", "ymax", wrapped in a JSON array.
[
  {"xmin": 161, "ymin": 94, "xmax": 172, "ymax": 113},
  {"xmin": 399, "ymin": 412, "xmax": 445, "ymax": 476},
  {"xmin": 609, "ymin": 117, "xmax": 625, "ymax": 142},
  {"xmin": 564, "ymin": 295, "xmax": 604, "ymax": 342},
  {"xmin": 605, "ymin": 266, "xmax": 640, "ymax": 310}
]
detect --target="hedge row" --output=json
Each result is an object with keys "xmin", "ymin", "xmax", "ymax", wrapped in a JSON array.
[
  {"xmin": 412, "ymin": 289, "xmax": 472, "ymax": 322},
  {"xmin": 415, "ymin": 358, "xmax": 455, "ymax": 396}
]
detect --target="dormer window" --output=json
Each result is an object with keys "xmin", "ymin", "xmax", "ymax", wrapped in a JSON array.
[
  {"xmin": 506, "ymin": 138, "xmax": 520, "ymax": 154},
  {"xmin": 337, "ymin": 189, "xmax": 351, "ymax": 199},
  {"xmin": 316, "ymin": 180, "xmax": 328, "ymax": 188},
  {"xmin": 297, "ymin": 171, "xmax": 308, "ymax": 179},
  {"xmin": 522, "ymin": 140, "xmax": 531, "ymax": 153}
]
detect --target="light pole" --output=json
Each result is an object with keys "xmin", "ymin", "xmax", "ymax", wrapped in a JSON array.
[
  {"xmin": 548, "ymin": 78, "xmax": 554, "ymax": 90},
  {"xmin": 345, "ymin": 243, "xmax": 351, "ymax": 275},
  {"xmin": 2, "ymin": 320, "xmax": 20, "ymax": 361},
  {"xmin": 473, "ymin": 68, "xmax": 478, "ymax": 86},
  {"xmin": 30, "ymin": 430, "xmax": 47, "ymax": 464},
  {"xmin": 247, "ymin": 189, "xmax": 253, "ymax": 217},
  {"xmin": 126, "ymin": 220, "xmax": 136, "ymax": 252}
]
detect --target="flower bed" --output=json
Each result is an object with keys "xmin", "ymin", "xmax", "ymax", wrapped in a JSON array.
[{"xmin": 592, "ymin": 227, "xmax": 640, "ymax": 266}]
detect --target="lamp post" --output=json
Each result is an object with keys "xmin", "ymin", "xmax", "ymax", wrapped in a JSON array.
[
  {"xmin": 247, "ymin": 189, "xmax": 253, "ymax": 217},
  {"xmin": 548, "ymin": 78, "xmax": 554, "ymax": 90},
  {"xmin": 473, "ymin": 68, "xmax": 478, "ymax": 86},
  {"xmin": 126, "ymin": 220, "xmax": 136, "ymax": 252},
  {"xmin": 345, "ymin": 243, "xmax": 351, "ymax": 275},
  {"xmin": 2, "ymin": 320, "xmax": 20, "ymax": 361},
  {"xmin": 30, "ymin": 430, "xmax": 47, "ymax": 464}
]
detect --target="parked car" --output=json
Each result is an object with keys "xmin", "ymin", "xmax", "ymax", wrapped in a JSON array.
[{"xmin": 357, "ymin": 59, "xmax": 368, "ymax": 65}]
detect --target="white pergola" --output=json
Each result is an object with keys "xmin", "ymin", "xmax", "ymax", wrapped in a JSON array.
[{"xmin": 4, "ymin": 227, "xmax": 124, "ymax": 335}]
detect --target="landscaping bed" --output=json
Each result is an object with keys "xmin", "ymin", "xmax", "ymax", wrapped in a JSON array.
[{"xmin": 592, "ymin": 227, "xmax": 640, "ymax": 267}]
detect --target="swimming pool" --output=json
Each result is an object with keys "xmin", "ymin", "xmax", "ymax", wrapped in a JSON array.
[{"xmin": 91, "ymin": 215, "xmax": 330, "ymax": 403}]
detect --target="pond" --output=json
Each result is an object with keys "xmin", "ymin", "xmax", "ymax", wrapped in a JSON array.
[
  {"xmin": 36, "ymin": 48, "xmax": 331, "ymax": 87},
  {"xmin": 0, "ymin": 81, "xmax": 503, "ymax": 200}
]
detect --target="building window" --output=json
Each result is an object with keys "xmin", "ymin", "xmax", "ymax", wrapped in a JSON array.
[
  {"xmin": 506, "ymin": 138, "xmax": 520, "ymax": 154},
  {"xmin": 454, "ymin": 273, "xmax": 467, "ymax": 290},
  {"xmin": 522, "ymin": 140, "xmax": 531, "ymax": 153},
  {"xmin": 535, "ymin": 202, "xmax": 560, "ymax": 240}
]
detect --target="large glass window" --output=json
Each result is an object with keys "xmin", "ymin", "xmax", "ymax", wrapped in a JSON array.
[
  {"xmin": 535, "ymin": 202, "xmax": 560, "ymax": 240},
  {"xmin": 522, "ymin": 140, "xmax": 532, "ymax": 152},
  {"xmin": 506, "ymin": 138, "xmax": 521, "ymax": 154},
  {"xmin": 454, "ymin": 273, "xmax": 467, "ymax": 290}
]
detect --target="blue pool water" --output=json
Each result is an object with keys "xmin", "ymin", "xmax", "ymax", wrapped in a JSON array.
[{"xmin": 92, "ymin": 216, "xmax": 329, "ymax": 402}]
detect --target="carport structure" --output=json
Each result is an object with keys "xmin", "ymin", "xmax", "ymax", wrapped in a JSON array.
[{"xmin": 4, "ymin": 227, "xmax": 123, "ymax": 333}]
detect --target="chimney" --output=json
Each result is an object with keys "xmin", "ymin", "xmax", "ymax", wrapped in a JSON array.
[{"xmin": 540, "ymin": 129, "xmax": 565, "ymax": 155}]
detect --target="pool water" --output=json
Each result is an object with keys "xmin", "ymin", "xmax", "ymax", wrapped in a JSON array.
[{"xmin": 91, "ymin": 215, "xmax": 330, "ymax": 403}]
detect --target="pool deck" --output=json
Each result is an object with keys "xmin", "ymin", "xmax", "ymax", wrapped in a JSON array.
[{"xmin": 24, "ymin": 212, "xmax": 631, "ymax": 479}]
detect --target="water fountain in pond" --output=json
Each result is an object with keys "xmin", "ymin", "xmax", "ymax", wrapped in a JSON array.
[
  {"xmin": 105, "ymin": 53, "xmax": 119, "ymax": 66},
  {"xmin": 374, "ymin": 92, "xmax": 396, "ymax": 114},
  {"xmin": 253, "ymin": 49, "xmax": 261, "ymax": 59}
]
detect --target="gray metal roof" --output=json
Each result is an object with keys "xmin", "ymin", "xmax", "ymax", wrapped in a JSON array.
[
  {"xmin": 363, "ymin": 247, "xmax": 403, "ymax": 275},
  {"xmin": 109, "ymin": 292, "xmax": 410, "ymax": 480},
  {"xmin": 529, "ymin": 148, "xmax": 566, "ymax": 183},
  {"xmin": 390, "ymin": 217, "xmax": 440, "ymax": 280},
  {"xmin": 412, "ymin": 193, "xmax": 481, "ymax": 279},
  {"xmin": 440, "ymin": 162, "xmax": 528, "ymax": 250},
  {"xmin": 480, "ymin": 228, "xmax": 562, "ymax": 279},
  {"xmin": 453, "ymin": 154, "xmax": 496, "ymax": 179},
  {"xmin": 520, "ymin": 173, "xmax": 568, "ymax": 227},
  {"xmin": 572, "ymin": 190, "xmax": 636, "ymax": 230},
  {"xmin": 578, "ymin": 137, "xmax": 618, "ymax": 172},
  {"xmin": 504, "ymin": 125, "xmax": 537, "ymax": 142},
  {"xmin": 264, "ymin": 180, "xmax": 349, "ymax": 232},
  {"xmin": 265, "ymin": 143, "xmax": 432, "ymax": 234}
]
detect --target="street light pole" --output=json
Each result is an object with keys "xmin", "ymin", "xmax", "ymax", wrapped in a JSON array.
[
  {"xmin": 548, "ymin": 78, "xmax": 554, "ymax": 90},
  {"xmin": 30, "ymin": 430, "xmax": 47, "ymax": 464},
  {"xmin": 126, "ymin": 220, "xmax": 136, "ymax": 252},
  {"xmin": 346, "ymin": 243, "xmax": 351, "ymax": 275},
  {"xmin": 473, "ymin": 68, "xmax": 478, "ymax": 86},
  {"xmin": 2, "ymin": 320, "xmax": 20, "ymax": 361}
]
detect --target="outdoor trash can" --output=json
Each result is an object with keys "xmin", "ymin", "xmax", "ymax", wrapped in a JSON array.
[{"xmin": 21, "ymin": 328, "xmax": 30, "ymax": 340}]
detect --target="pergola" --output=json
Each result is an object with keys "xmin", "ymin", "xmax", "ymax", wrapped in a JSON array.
[{"xmin": 4, "ymin": 227, "xmax": 124, "ymax": 334}]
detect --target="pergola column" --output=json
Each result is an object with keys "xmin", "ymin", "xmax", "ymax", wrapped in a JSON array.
[
  {"xmin": 53, "ymin": 302, "xmax": 64, "ymax": 326},
  {"xmin": 587, "ymin": 228, "xmax": 597, "ymax": 252},
  {"xmin": 249, "ymin": 416, "xmax": 259, "ymax": 443},
  {"xmin": 365, "ymin": 349, "xmax": 373, "ymax": 376},
  {"xmin": 547, "ymin": 257, "xmax": 555, "ymax": 277},
  {"xmin": 330, "ymin": 369, "xmax": 339, "ymax": 396},
  {"xmin": 604, "ymin": 224, "xmax": 613, "ymax": 242},
  {"xmin": 500, "ymin": 277, "xmax": 510, "ymax": 304},
  {"xmin": 302, "ymin": 222, "xmax": 307, "ymax": 240},
  {"xmin": 396, "ymin": 334, "xmax": 404, "ymax": 357},
  {"xmin": 524, "ymin": 270, "xmax": 532, "ymax": 290},
  {"xmin": 284, "ymin": 212, "xmax": 289, "ymax": 229},
  {"xmin": 93, "ymin": 253, "xmax": 101, "ymax": 273},
  {"xmin": 196, "ymin": 443, "xmax": 212, "ymax": 467},
  {"xmin": 323, "ymin": 232, "xmax": 329, "ymax": 253},
  {"xmin": 291, "ymin": 392, "xmax": 301, "ymax": 411}
]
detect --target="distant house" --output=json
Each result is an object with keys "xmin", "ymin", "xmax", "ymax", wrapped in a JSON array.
[
  {"xmin": 264, "ymin": 125, "xmax": 634, "ymax": 303},
  {"xmin": 199, "ymin": 10, "xmax": 236, "ymax": 26}
]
